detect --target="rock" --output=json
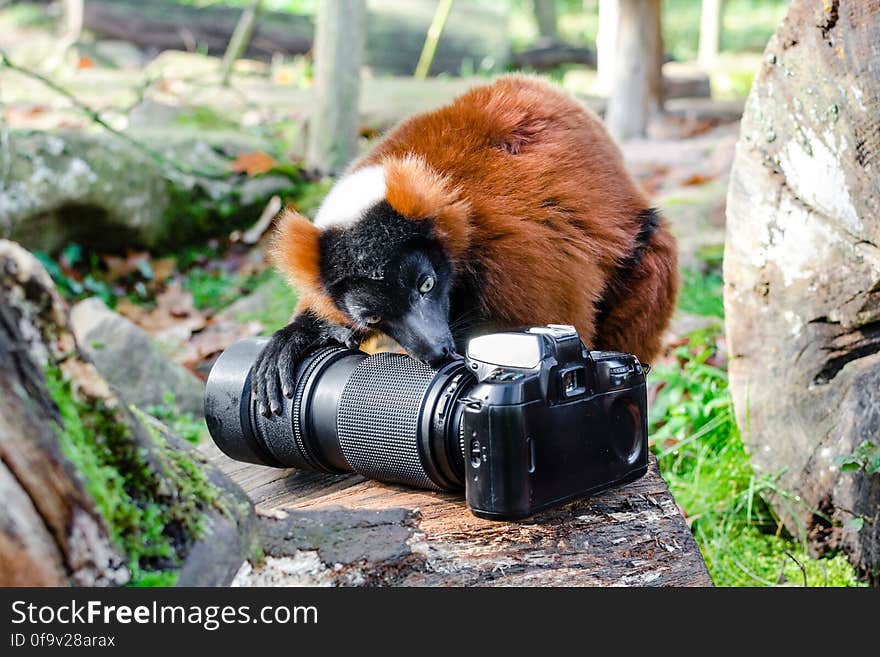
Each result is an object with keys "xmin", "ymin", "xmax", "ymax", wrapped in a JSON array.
[
  {"xmin": 1, "ymin": 131, "xmax": 169, "ymax": 253},
  {"xmin": 71, "ymin": 298, "xmax": 206, "ymax": 418},
  {"xmin": 724, "ymin": 0, "xmax": 880, "ymax": 579},
  {"xmin": 0, "ymin": 239, "xmax": 257, "ymax": 586},
  {"xmin": 0, "ymin": 130, "xmax": 300, "ymax": 253}
]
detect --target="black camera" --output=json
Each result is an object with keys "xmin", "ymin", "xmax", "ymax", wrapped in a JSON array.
[{"xmin": 204, "ymin": 325, "xmax": 648, "ymax": 520}]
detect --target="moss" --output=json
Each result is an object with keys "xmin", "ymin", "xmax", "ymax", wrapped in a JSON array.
[
  {"xmin": 45, "ymin": 365, "xmax": 220, "ymax": 586},
  {"xmin": 145, "ymin": 392, "xmax": 207, "ymax": 445}
]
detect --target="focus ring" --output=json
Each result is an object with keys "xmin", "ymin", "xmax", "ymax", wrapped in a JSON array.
[
  {"xmin": 337, "ymin": 353, "xmax": 439, "ymax": 490},
  {"xmin": 291, "ymin": 346, "xmax": 347, "ymax": 472}
]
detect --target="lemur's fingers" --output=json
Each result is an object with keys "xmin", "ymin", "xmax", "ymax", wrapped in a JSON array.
[
  {"xmin": 277, "ymin": 338, "xmax": 299, "ymax": 399},
  {"xmin": 253, "ymin": 341, "xmax": 276, "ymax": 417},
  {"xmin": 265, "ymin": 360, "xmax": 283, "ymax": 416}
]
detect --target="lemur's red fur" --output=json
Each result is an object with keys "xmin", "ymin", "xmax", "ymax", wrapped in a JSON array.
[{"xmin": 273, "ymin": 76, "xmax": 677, "ymax": 362}]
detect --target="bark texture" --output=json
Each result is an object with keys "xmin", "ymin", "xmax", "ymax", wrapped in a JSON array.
[
  {"xmin": 724, "ymin": 0, "xmax": 880, "ymax": 580},
  {"xmin": 215, "ymin": 447, "xmax": 712, "ymax": 587}
]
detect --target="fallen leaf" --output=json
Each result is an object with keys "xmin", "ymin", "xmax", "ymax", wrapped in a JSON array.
[
  {"xmin": 117, "ymin": 281, "xmax": 207, "ymax": 337},
  {"xmin": 150, "ymin": 257, "xmax": 177, "ymax": 282},
  {"xmin": 681, "ymin": 173, "xmax": 714, "ymax": 187},
  {"xmin": 77, "ymin": 56, "xmax": 95, "ymax": 69},
  {"xmin": 273, "ymin": 69, "xmax": 294, "ymax": 85},
  {"xmin": 229, "ymin": 151, "xmax": 276, "ymax": 176},
  {"xmin": 115, "ymin": 297, "xmax": 146, "ymax": 323},
  {"xmin": 102, "ymin": 251, "xmax": 152, "ymax": 282}
]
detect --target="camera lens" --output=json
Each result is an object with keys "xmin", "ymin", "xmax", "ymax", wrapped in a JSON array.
[{"xmin": 205, "ymin": 338, "xmax": 472, "ymax": 491}]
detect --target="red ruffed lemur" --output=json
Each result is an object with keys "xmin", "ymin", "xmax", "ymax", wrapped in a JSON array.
[{"xmin": 253, "ymin": 76, "xmax": 678, "ymax": 416}]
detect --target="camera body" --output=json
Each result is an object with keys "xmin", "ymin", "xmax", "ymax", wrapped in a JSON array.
[
  {"xmin": 461, "ymin": 325, "xmax": 648, "ymax": 519},
  {"xmin": 204, "ymin": 325, "xmax": 648, "ymax": 521}
]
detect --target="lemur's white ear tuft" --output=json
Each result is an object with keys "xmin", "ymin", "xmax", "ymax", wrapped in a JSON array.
[
  {"xmin": 314, "ymin": 165, "xmax": 386, "ymax": 229},
  {"xmin": 383, "ymin": 155, "xmax": 472, "ymax": 262},
  {"xmin": 270, "ymin": 208, "xmax": 349, "ymax": 325}
]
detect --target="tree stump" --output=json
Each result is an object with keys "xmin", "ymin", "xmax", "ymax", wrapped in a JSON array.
[
  {"xmin": 724, "ymin": 0, "xmax": 880, "ymax": 580},
  {"xmin": 210, "ymin": 446, "xmax": 712, "ymax": 587},
  {"xmin": 0, "ymin": 240, "xmax": 256, "ymax": 586}
]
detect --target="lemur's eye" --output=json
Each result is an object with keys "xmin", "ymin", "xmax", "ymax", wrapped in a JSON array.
[
  {"xmin": 418, "ymin": 275, "xmax": 435, "ymax": 294},
  {"xmin": 364, "ymin": 315, "xmax": 381, "ymax": 325}
]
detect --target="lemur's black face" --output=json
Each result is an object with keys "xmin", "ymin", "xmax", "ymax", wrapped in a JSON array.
[
  {"xmin": 340, "ymin": 246, "xmax": 454, "ymax": 365},
  {"xmin": 319, "ymin": 201, "xmax": 456, "ymax": 366}
]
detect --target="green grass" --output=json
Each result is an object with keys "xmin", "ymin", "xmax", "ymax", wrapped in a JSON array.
[
  {"xmin": 650, "ymin": 267, "xmax": 864, "ymax": 587},
  {"xmin": 679, "ymin": 267, "xmax": 725, "ymax": 318}
]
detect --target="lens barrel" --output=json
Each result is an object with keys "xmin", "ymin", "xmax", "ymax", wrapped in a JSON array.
[{"xmin": 205, "ymin": 338, "xmax": 472, "ymax": 491}]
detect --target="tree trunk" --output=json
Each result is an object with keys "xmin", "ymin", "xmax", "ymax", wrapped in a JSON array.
[
  {"xmin": 605, "ymin": 0, "xmax": 662, "ymax": 140},
  {"xmin": 0, "ymin": 240, "xmax": 257, "ymax": 586},
  {"xmin": 532, "ymin": 0, "xmax": 559, "ymax": 42},
  {"xmin": 307, "ymin": 0, "xmax": 367, "ymax": 175},
  {"xmin": 698, "ymin": 0, "xmax": 724, "ymax": 68},
  {"xmin": 595, "ymin": 0, "xmax": 618, "ymax": 96},
  {"xmin": 724, "ymin": 0, "xmax": 880, "ymax": 582},
  {"xmin": 646, "ymin": 0, "xmax": 665, "ymax": 113},
  {"xmin": 61, "ymin": 0, "xmax": 84, "ymax": 42}
]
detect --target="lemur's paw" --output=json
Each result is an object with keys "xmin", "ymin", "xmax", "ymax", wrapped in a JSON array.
[{"xmin": 252, "ymin": 326, "xmax": 304, "ymax": 418}]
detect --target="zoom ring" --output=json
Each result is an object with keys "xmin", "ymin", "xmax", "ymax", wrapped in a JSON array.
[{"xmin": 336, "ymin": 353, "xmax": 439, "ymax": 490}]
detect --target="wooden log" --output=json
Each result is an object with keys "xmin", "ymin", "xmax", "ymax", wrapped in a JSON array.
[
  {"xmin": 81, "ymin": 0, "xmax": 509, "ymax": 76},
  {"xmin": 0, "ymin": 240, "xmax": 128, "ymax": 586},
  {"xmin": 724, "ymin": 0, "xmax": 880, "ymax": 580},
  {"xmin": 0, "ymin": 460, "xmax": 69, "ymax": 586},
  {"xmin": 210, "ymin": 444, "xmax": 712, "ymax": 587},
  {"xmin": 82, "ymin": 0, "xmax": 313, "ymax": 59},
  {"xmin": 510, "ymin": 43, "xmax": 596, "ymax": 71},
  {"xmin": 0, "ymin": 239, "xmax": 258, "ymax": 586}
]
